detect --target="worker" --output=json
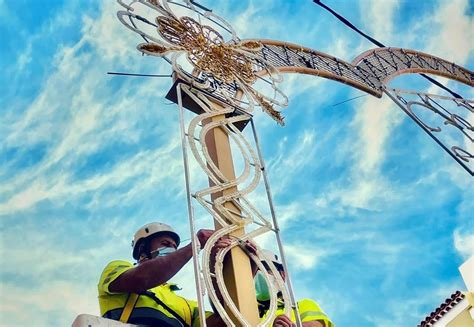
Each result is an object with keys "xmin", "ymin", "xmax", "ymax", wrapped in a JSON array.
[
  {"xmin": 255, "ymin": 250, "xmax": 334, "ymax": 327},
  {"xmin": 98, "ymin": 221, "xmax": 227, "ymax": 326}
]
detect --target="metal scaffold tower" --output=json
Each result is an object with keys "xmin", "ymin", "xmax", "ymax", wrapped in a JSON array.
[{"xmin": 113, "ymin": 0, "xmax": 473, "ymax": 326}]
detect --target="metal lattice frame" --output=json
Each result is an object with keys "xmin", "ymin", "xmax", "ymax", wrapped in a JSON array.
[
  {"xmin": 352, "ymin": 48, "xmax": 473, "ymax": 87},
  {"xmin": 254, "ymin": 40, "xmax": 473, "ymax": 97},
  {"xmin": 177, "ymin": 84, "xmax": 296, "ymax": 326}
]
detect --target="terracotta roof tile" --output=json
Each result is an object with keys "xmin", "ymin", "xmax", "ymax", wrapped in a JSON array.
[{"xmin": 418, "ymin": 291, "xmax": 465, "ymax": 327}]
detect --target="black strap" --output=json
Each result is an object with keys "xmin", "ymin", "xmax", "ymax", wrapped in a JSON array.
[
  {"xmin": 313, "ymin": 0, "xmax": 464, "ymax": 99},
  {"xmin": 142, "ymin": 291, "xmax": 189, "ymax": 327},
  {"xmin": 257, "ymin": 299, "xmax": 286, "ymax": 318}
]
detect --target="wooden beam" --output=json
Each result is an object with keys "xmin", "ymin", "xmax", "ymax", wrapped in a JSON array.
[{"xmin": 204, "ymin": 111, "xmax": 260, "ymax": 326}]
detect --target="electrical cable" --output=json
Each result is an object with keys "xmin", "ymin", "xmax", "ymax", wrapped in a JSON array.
[
  {"xmin": 330, "ymin": 94, "xmax": 368, "ymax": 107},
  {"xmin": 107, "ymin": 72, "xmax": 172, "ymax": 78}
]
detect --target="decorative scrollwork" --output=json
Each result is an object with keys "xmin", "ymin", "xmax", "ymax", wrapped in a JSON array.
[
  {"xmin": 180, "ymin": 83, "xmax": 291, "ymax": 326},
  {"xmin": 407, "ymin": 101, "xmax": 442, "ymax": 133},
  {"xmin": 452, "ymin": 146, "xmax": 474, "ymax": 162},
  {"xmin": 388, "ymin": 88, "xmax": 473, "ymax": 175}
]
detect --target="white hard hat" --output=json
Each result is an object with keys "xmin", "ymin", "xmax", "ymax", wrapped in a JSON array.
[
  {"xmin": 132, "ymin": 222, "xmax": 180, "ymax": 259},
  {"xmin": 261, "ymin": 249, "xmax": 283, "ymax": 269}
]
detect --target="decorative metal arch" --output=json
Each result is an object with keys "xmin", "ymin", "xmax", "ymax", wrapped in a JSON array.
[
  {"xmin": 243, "ymin": 40, "xmax": 474, "ymax": 175},
  {"xmin": 115, "ymin": 1, "xmax": 473, "ymax": 326},
  {"xmin": 251, "ymin": 39, "xmax": 474, "ymax": 98}
]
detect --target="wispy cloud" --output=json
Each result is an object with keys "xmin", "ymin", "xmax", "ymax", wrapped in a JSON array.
[
  {"xmin": 454, "ymin": 230, "xmax": 474, "ymax": 260},
  {"xmin": 285, "ymin": 242, "xmax": 330, "ymax": 271},
  {"xmin": 1, "ymin": 1, "xmax": 473, "ymax": 327},
  {"xmin": 361, "ymin": 0, "xmax": 400, "ymax": 44},
  {"xmin": 426, "ymin": 0, "xmax": 473, "ymax": 64},
  {"xmin": 329, "ymin": 95, "xmax": 403, "ymax": 209}
]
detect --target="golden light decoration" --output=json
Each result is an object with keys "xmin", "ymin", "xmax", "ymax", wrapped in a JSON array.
[{"xmin": 117, "ymin": 0, "xmax": 288, "ymax": 125}]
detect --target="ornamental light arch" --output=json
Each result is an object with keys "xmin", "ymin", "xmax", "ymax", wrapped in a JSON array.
[{"xmin": 110, "ymin": 1, "xmax": 474, "ymax": 326}]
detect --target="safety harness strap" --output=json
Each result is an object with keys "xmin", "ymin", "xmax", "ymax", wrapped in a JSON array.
[
  {"xmin": 119, "ymin": 293, "xmax": 140, "ymax": 323},
  {"xmin": 143, "ymin": 291, "xmax": 188, "ymax": 327}
]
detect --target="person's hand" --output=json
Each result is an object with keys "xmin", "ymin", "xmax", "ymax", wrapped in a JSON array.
[
  {"xmin": 214, "ymin": 236, "xmax": 232, "ymax": 250},
  {"xmin": 210, "ymin": 235, "xmax": 232, "ymax": 256},
  {"xmin": 196, "ymin": 230, "xmax": 233, "ymax": 250},
  {"xmin": 197, "ymin": 229, "xmax": 214, "ymax": 249},
  {"xmin": 243, "ymin": 240, "xmax": 257, "ymax": 255},
  {"xmin": 273, "ymin": 314, "xmax": 295, "ymax": 327}
]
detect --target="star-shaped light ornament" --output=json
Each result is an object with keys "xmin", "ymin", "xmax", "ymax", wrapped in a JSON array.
[{"xmin": 117, "ymin": 0, "xmax": 289, "ymax": 125}]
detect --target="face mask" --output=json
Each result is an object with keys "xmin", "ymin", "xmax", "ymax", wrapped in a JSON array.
[
  {"xmin": 254, "ymin": 271, "xmax": 274, "ymax": 302},
  {"xmin": 150, "ymin": 246, "xmax": 176, "ymax": 258}
]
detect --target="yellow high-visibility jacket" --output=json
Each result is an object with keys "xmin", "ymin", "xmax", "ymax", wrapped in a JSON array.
[
  {"xmin": 98, "ymin": 260, "xmax": 210, "ymax": 327},
  {"xmin": 260, "ymin": 298, "xmax": 334, "ymax": 327}
]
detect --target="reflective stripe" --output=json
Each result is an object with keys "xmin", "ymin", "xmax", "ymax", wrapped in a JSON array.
[
  {"xmin": 300, "ymin": 310, "xmax": 328, "ymax": 320},
  {"xmin": 260, "ymin": 298, "xmax": 334, "ymax": 326},
  {"xmin": 103, "ymin": 265, "xmax": 130, "ymax": 286},
  {"xmin": 104, "ymin": 307, "xmax": 183, "ymax": 327}
]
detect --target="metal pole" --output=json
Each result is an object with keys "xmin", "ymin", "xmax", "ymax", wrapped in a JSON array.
[
  {"xmin": 250, "ymin": 119, "xmax": 303, "ymax": 327},
  {"xmin": 177, "ymin": 84, "xmax": 207, "ymax": 327}
]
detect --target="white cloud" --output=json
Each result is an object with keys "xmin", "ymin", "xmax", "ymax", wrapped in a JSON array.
[
  {"xmin": 454, "ymin": 229, "xmax": 474, "ymax": 260},
  {"xmin": 82, "ymin": 1, "xmax": 140, "ymax": 64},
  {"xmin": 268, "ymin": 129, "xmax": 318, "ymax": 195},
  {"xmin": 17, "ymin": 42, "xmax": 33, "ymax": 71},
  {"xmin": 426, "ymin": 0, "xmax": 473, "ymax": 64},
  {"xmin": 0, "ymin": 281, "xmax": 100, "ymax": 326},
  {"xmin": 279, "ymin": 73, "xmax": 324, "ymax": 102},
  {"xmin": 0, "ymin": 139, "xmax": 183, "ymax": 215},
  {"xmin": 353, "ymin": 95, "xmax": 402, "ymax": 174},
  {"xmin": 0, "ymin": 222, "xmax": 127, "ymax": 326},
  {"xmin": 361, "ymin": 0, "xmax": 400, "ymax": 44},
  {"xmin": 230, "ymin": 1, "xmax": 259, "ymax": 37},
  {"xmin": 346, "ymin": 1, "xmax": 472, "ymax": 211},
  {"xmin": 1, "ymin": 0, "xmax": 179, "ymax": 215},
  {"xmin": 284, "ymin": 243, "xmax": 329, "ymax": 271},
  {"xmin": 325, "ymin": 94, "xmax": 403, "ymax": 210}
]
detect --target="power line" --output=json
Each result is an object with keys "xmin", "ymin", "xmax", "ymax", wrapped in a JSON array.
[
  {"xmin": 107, "ymin": 72, "xmax": 172, "ymax": 78},
  {"xmin": 330, "ymin": 94, "xmax": 368, "ymax": 107}
]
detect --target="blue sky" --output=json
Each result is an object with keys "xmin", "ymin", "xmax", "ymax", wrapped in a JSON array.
[{"xmin": 0, "ymin": 0, "xmax": 473, "ymax": 326}]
